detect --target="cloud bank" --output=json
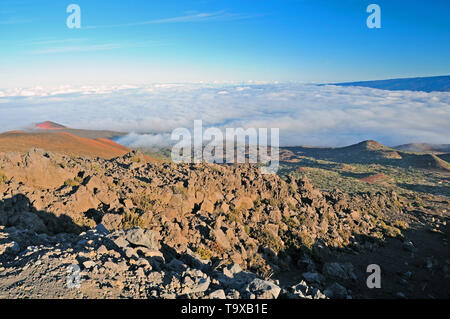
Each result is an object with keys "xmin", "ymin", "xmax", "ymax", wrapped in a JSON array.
[{"xmin": 0, "ymin": 83, "xmax": 448, "ymax": 147}]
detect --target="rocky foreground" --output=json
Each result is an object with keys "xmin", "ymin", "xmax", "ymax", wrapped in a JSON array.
[
  {"xmin": 0, "ymin": 225, "xmax": 336, "ymax": 299},
  {"xmin": 0, "ymin": 149, "xmax": 448, "ymax": 298}
]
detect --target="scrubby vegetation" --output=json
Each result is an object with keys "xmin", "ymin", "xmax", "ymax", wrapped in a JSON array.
[
  {"xmin": 195, "ymin": 246, "xmax": 213, "ymax": 260},
  {"xmin": 0, "ymin": 169, "xmax": 7, "ymax": 184},
  {"xmin": 173, "ymin": 184, "xmax": 189, "ymax": 199},
  {"xmin": 64, "ymin": 176, "xmax": 83, "ymax": 187},
  {"xmin": 122, "ymin": 209, "xmax": 147, "ymax": 230},
  {"xmin": 225, "ymin": 208, "xmax": 242, "ymax": 225},
  {"xmin": 130, "ymin": 155, "xmax": 141, "ymax": 163},
  {"xmin": 279, "ymin": 154, "xmax": 449, "ymax": 197},
  {"xmin": 132, "ymin": 192, "xmax": 154, "ymax": 212}
]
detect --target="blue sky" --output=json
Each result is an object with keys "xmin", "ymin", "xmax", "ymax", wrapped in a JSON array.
[{"xmin": 1, "ymin": 0, "xmax": 449, "ymax": 87}]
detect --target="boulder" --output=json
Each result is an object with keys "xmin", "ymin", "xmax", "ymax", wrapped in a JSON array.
[
  {"xmin": 324, "ymin": 282, "xmax": 348, "ymax": 299},
  {"xmin": 302, "ymin": 272, "xmax": 324, "ymax": 284},
  {"xmin": 166, "ymin": 258, "xmax": 187, "ymax": 272},
  {"xmin": 322, "ymin": 262, "xmax": 357, "ymax": 281},
  {"xmin": 291, "ymin": 280, "xmax": 309, "ymax": 297},
  {"xmin": 223, "ymin": 263, "xmax": 242, "ymax": 278},
  {"xmin": 181, "ymin": 271, "xmax": 211, "ymax": 295},
  {"xmin": 7, "ymin": 211, "xmax": 48, "ymax": 234},
  {"xmin": 104, "ymin": 261, "xmax": 129, "ymax": 273},
  {"xmin": 0, "ymin": 241, "xmax": 20, "ymax": 256},
  {"xmin": 101, "ymin": 214, "xmax": 122, "ymax": 231},
  {"xmin": 125, "ymin": 228, "xmax": 159, "ymax": 251},
  {"xmin": 245, "ymin": 278, "xmax": 281, "ymax": 299},
  {"xmin": 214, "ymin": 228, "xmax": 231, "ymax": 250},
  {"xmin": 83, "ymin": 260, "xmax": 96, "ymax": 269},
  {"xmin": 200, "ymin": 200, "xmax": 215, "ymax": 213},
  {"xmin": 94, "ymin": 223, "xmax": 109, "ymax": 235},
  {"xmin": 208, "ymin": 289, "xmax": 226, "ymax": 299}
]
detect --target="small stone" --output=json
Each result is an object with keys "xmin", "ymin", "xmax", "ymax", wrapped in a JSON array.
[
  {"xmin": 112, "ymin": 237, "xmax": 129, "ymax": 248},
  {"xmin": 223, "ymin": 263, "xmax": 242, "ymax": 278},
  {"xmin": 302, "ymin": 272, "xmax": 324, "ymax": 284},
  {"xmin": 166, "ymin": 258, "xmax": 187, "ymax": 272},
  {"xmin": 209, "ymin": 289, "xmax": 226, "ymax": 299},
  {"xmin": 125, "ymin": 228, "xmax": 159, "ymax": 251},
  {"xmin": 94, "ymin": 223, "xmax": 109, "ymax": 235},
  {"xmin": 402, "ymin": 240, "xmax": 416, "ymax": 252},
  {"xmin": 97, "ymin": 245, "xmax": 108, "ymax": 254},
  {"xmin": 245, "ymin": 278, "xmax": 281, "ymax": 299},
  {"xmin": 396, "ymin": 292, "xmax": 407, "ymax": 299},
  {"xmin": 136, "ymin": 268, "xmax": 145, "ymax": 278},
  {"xmin": 292, "ymin": 280, "xmax": 309, "ymax": 296},
  {"xmin": 104, "ymin": 261, "xmax": 129, "ymax": 273},
  {"xmin": 181, "ymin": 276, "xmax": 211, "ymax": 295},
  {"xmin": 124, "ymin": 247, "xmax": 138, "ymax": 259},
  {"xmin": 324, "ymin": 282, "xmax": 348, "ymax": 299},
  {"xmin": 226, "ymin": 289, "xmax": 240, "ymax": 299},
  {"xmin": 322, "ymin": 262, "xmax": 356, "ymax": 281},
  {"xmin": 0, "ymin": 241, "xmax": 20, "ymax": 256},
  {"xmin": 136, "ymin": 258, "xmax": 151, "ymax": 269},
  {"xmin": 83, "ymin": 260, "xmax": 96, "ymax": 269}
]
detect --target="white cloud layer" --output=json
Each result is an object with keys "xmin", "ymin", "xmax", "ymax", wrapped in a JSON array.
[{"xmin": 0, "ymin": 83, "xmax": 449, "ymax": 147}]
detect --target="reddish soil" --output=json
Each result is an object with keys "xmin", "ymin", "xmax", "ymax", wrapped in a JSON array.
[
  {"xmin": 34, "ymin": 121, "xmax": 66, "ymax": 130},
  {"xmin": 0, "ymin": 131, "xmax": 130, "ymax": 159},
  {"xmin": 360, "ymin": 173, "xmax": 389, "ymax": 184}
]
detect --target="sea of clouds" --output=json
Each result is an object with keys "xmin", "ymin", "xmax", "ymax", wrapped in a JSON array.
[{"xmin": 0, "ymin": 83, "xmax": 448, "ymax": 147}]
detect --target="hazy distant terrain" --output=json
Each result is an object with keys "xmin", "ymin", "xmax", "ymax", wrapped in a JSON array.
[
  {"xmin": 0, "ymin": 131, "xmax": 130, "ymax": 159},
  {"xmin": 0, "ymin": 122, "xmax": 449, "ymax": 299},
  {"xmin": 394, "ymin": 143, "xmax": 450, "ymax": 154},
  {"xmin": 29, "ymin": 121, "xmax": 126, "ymax": 140},
  {"xmin": 331, "ymin": 75, "xmax": 450, "ymax": 92},
  {"xmin": 278, "ymin": 140, "xmax": 449, "ymax": 197}
]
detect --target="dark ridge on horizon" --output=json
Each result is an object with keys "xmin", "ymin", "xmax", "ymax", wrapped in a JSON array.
[
  {"xmin": 394, "ymin": 143, "xmax": 450, "ymax": 154},
  {"xmin": 282, "ymin": 139, "xmax": 450, "ymax": 171},
  {"xmin": 327, "ymin": 75, "xmax": 450, "ymax": 92}
]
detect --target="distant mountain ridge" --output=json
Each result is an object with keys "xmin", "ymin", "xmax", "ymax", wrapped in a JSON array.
[
  {"xmin": 330, "ymin": 75, "xmax": 450, "ymax": 92},
  {"xmin": 34, "ymin": 121, "xmax": 66, "ymax": 130},
  {"xmin": 1, "ymin": 121, "xmax": 449, "ymax": 170},
  {"xmin": 0, "ymin": 121, "xmax": 161, "ymax": 161},
  {"xmin": 394, "ymin": 143, "xmax": 450, "ymax": 154},
  {"xmin": 0, "ymin": 131, "xmax": 130, "ymax": 159},
  {"xmin": 30, "ymin": 121, "xmax": 126, "ymax": 140},
  {"xmin": 282, "ymin": 140, "xmax": 450, "ymax": 171}
]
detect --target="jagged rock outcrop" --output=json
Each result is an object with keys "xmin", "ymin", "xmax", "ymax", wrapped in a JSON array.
[
  {"xmin": 0, "ymin": 225, "xmax": 331, "ymax": 299},
  {"xmin": 0, "ymin": 149, "xmax": 410, "ymax": 298}
]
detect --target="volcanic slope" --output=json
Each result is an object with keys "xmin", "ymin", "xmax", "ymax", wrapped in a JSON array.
[
  {"xmin": 281, "ymin": 140, "xmax": 450, "ymax": 171},
  {"xmin": 0, "ymin": 131, "xmax": 130, "ymax": 159},
  {"xmin": 31, "ymin": 121, "xmax": 126, "ymax": 140},
  {"xmin": 0, "ymin": 149, "xmax": 448, "ymax": 298}
]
